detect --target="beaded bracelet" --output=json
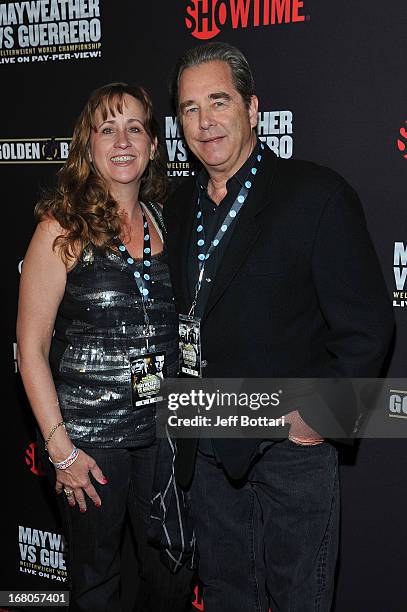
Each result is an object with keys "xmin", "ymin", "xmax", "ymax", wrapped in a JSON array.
[
  {"xmin": 49, "ymin": 446, "xmax": 79, "ymax": 470},
  {"xmin": 44, "ymin": 421, "xmax": 65, "ymax": 451}
]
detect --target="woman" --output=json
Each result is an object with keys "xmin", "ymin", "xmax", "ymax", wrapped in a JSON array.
[{"xmin": 16, "ymin": 83, "xmax": 191, "ymax": 611}]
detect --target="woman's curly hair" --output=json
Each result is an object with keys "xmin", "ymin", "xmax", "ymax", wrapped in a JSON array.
[{"xmin": 35, "ymin": 82, "xmax": 168, "ymax": 261}]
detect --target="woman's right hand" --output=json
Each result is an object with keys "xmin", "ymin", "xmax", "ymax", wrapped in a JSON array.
[{"xmin": 53, "ymin": 449, "xmax": 108, "ymax": 512}]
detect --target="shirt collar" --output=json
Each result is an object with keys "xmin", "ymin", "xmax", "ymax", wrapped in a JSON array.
[{"xmin": 197, "ymin": 139, "xmax": 262, "ymax": 192}]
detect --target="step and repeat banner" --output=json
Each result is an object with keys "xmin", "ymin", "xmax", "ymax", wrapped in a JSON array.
[{"xmin": 2, "ymin": 1, "xmax": 407, "ymax": 610}]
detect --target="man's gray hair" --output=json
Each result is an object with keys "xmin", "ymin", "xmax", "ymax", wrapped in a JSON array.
[{"xmin": 171, "ymin": 42, "xmax": 255, "ymax": 111}]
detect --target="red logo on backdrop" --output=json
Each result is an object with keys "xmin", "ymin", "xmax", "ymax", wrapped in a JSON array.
[
  {"xmin": 192, "ymin": 585, "xmax": 204, "ymax": 610},
  {"xmin": 185, "ymin": 0, "xmax": 307, "ymax": 40},
  {"xmin": 191, "ymin": 584, "xmax": 273, "ymax": 610},
  {"xmin": 25, "ymin": 442, "xmax": 45, "ymax": 476},
  {"xmin": 396, "ymin": 121, "xmax": 407, "ymax": 159}
]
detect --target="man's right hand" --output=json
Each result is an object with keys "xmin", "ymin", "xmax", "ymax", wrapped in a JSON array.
[{"xmin": 285, "ymin": 410, "xmax": 324, "ymax": 445}]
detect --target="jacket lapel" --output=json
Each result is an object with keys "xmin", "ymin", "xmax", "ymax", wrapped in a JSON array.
[{"xmin": 202, "ymin": 150, "xmax": 278, "ymax": 322}]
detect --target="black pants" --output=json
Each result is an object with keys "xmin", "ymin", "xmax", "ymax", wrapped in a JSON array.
[
  {"xmin": 45, "ymin": 444, "xmax": 192, "ymax": 612},
  {"xmin": 189, "ymin": 440, "xmax": 339, "ymax": 612}
]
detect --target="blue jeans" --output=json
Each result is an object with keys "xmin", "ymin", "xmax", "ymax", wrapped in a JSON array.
[
  {"xmin": 189, "ymin": 440, "xmax": 339, "ymax": 612},
  {"xmin": 43, "ymin": 444, "xmax": 192, "ymax": 612}
]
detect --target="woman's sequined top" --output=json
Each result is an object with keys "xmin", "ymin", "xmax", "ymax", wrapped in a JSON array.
[{"xmin": 49, "ymin": 215, "xmax": 177, "ymax": 448}]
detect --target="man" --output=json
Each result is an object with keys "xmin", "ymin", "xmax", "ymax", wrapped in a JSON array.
[
  {"xmin": 131, "ymin": 357, "xmax": 148, "ymax": 376},
  {"xmin": 164, "ymin": 43, "xmax": 394, "ymax": 611},
  {"xmin": 153, "ymin": 354, "xmax": 165, "ymax": 380}
]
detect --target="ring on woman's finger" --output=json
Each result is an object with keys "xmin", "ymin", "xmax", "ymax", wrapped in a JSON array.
[{"xmin": 64, "ymin": 489, "xmax": 74, "ymax": 497}]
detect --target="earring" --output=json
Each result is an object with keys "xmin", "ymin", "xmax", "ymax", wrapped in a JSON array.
[{"xmin": 150, "ymin": 152, "xmax": 155, "ymax": 161}]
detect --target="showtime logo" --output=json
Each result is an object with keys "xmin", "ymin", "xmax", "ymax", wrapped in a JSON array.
[
  {"xmin": 191, "ymin": 587, "xmax": 271, "ymax": 610},
  {"xmin": 192, "ymin": 585, "xmax": 204, "ymax": 610},
  {"xmin": 185, "ymin": 0, "xmax": 307, "ymax": 40},
  {"xmin": 25, "ymin": 442, "xmax": 45, "ymax": 476},
  {"xmin": 396, "ymin": 121, "xmax": 407, "ymax": 159}
]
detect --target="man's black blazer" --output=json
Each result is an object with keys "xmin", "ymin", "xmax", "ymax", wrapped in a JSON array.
[{"xmin": 163, "ymin": 147, "xmax": 394, "ymax": 487}]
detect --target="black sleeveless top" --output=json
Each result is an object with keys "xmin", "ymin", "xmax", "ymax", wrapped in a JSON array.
[{"xmin": 49, "ymin": 204, "xmax": 178, "ymax": 448}]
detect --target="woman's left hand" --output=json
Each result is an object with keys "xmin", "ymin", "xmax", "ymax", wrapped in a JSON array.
[{"xmin": 54, "ymin": 448, "xmax": 108, "ymax": 512}]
